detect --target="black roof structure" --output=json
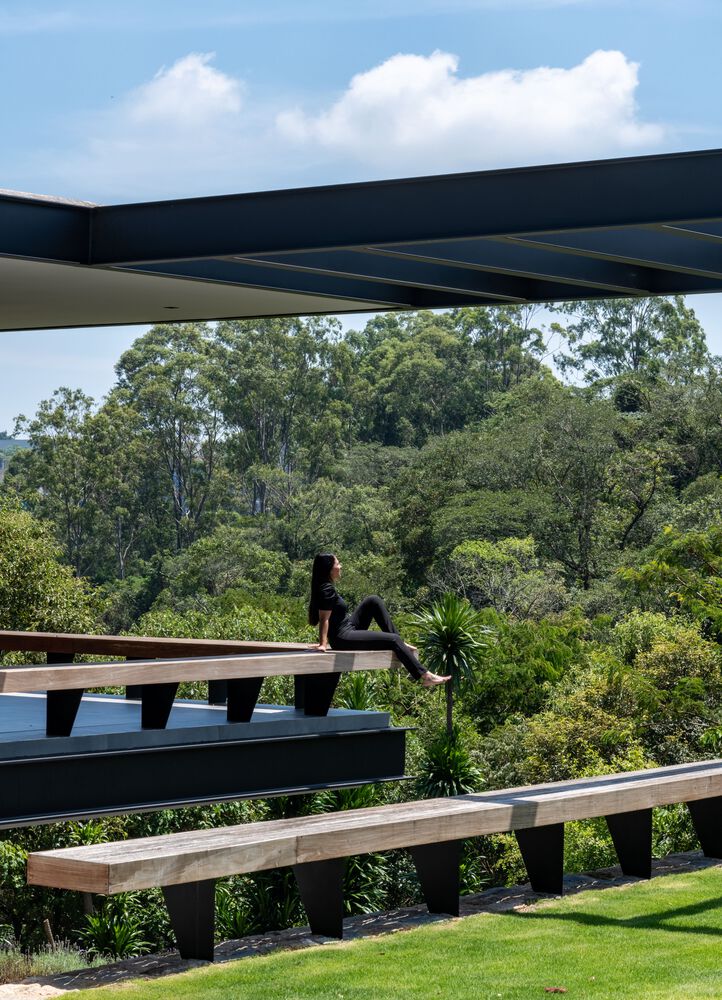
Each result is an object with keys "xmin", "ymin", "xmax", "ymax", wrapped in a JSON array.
[{"xmin": 3, "ymin": 146, "xmax": 722, "ymax": 331}]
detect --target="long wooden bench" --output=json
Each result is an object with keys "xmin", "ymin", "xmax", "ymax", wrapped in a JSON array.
[
  {"xmin": 27, "ymin": 760, "xmax": 722, "ymax": 961},
  {"xmin": 0, "ymin": 630, "xmax": 402, "ymax": 737},
  {"xmin": 0, "ymin": 649, "xmax": 398, "ymax": 738}
]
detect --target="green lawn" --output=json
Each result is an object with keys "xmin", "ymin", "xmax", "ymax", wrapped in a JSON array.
[{"xmin": 80, "ymin": 868, "xmax": 722, "ymax": 999}]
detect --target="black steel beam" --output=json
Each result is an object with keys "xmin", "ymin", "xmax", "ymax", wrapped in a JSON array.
[
  {"xmin": 235, "ymin": 248, "xmax": 649, "ymax": 302},
  {"xmin": 234, "ymin": 250, "xmax": 528, "ymax": 301},
  {"xmin": 88, "ymin": 148, "xmax": 722, "ymax": 265},
  {"xmin": 0, "ymin": 193, "xmax": 90, "ymax": 263},
  {"xmin": 364, "ymin": 240, "xmax": 652, "ymax": 294},
  {"xmin": 508, "ymin": 228, "xmax": 722, "ymax": 287},
  {"xmin": 658, "ymin": 221, "xmax": 722, "ymax": 243},
  {"xmin": 118, "ymin": 258, "xmax": 498, "ymax": 310},
  {"xmin": 0, "ymin": 727, "xmax": 407, "ymax": 828},
  {"xmin": 293, "ymin": 858, "xmax": 346, "ymax": 938}
]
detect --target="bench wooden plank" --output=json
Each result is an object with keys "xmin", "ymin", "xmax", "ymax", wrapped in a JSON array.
[
  {"xmin": 27, "ymin": 761, "xmax": 722, "ymax": 894},
  {"xmin": 0, "ymin": 649, "xmax": 398, "ymax": 694},
  {"xmin": 0, "ymin": 630, "xmax": 310, "ymax": 658}
]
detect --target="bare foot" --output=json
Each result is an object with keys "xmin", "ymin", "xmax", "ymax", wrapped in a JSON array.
[{"xmin": 420, "ymin": 672, "xmax": 452, "ymax": 688}]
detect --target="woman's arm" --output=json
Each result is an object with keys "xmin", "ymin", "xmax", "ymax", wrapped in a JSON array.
[{"xmin": 315, "ymin": 610, "xmax": 332, "ymax": 651}]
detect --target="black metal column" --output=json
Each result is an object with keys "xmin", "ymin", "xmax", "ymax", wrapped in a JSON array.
[
  {"xmin": 141, "ymin": 683, "xmax": 179, "ymax": 729},
  {"xmin": 409, "ymin": 839, "xmax": 462, "ymax": 916},
  {"xmin": 515, "ymin": 823, "xmax": 565, "ymax": 895},
  {"xmin": 162, "ymin": 879, "xmax": 216, "ymax": 961},
  {"xmin": 688, "ymin": 796, "xmax": 722, "ymax": 858},
  {"xmin": 226, "ymin": 678, "xmax": 263, "ymax": 723},
  {"xmin": 606, "ymin": 808, "xmax": 652, "ymax": 878},
  {"xmin": 293, "ymin": 858, "xmax": 346, "ymax": 938}
]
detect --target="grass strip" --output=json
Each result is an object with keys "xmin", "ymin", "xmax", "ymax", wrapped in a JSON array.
[{"xmin": 79, "ymin": 867, "xmax": 722, "ymax": 999}]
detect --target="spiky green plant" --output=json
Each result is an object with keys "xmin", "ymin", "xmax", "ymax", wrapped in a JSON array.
[{"xmin": 411, "ymin": 593, "xmax": 491, "ymax": 736}]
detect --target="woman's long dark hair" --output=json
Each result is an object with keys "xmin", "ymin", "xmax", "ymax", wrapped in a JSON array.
[{"xmin": 308, "ymin": 552, "xmax": 336, "ymax": 626}]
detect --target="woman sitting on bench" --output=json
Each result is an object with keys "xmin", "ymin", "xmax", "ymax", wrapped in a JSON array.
[{"xmin": 308, "ymin": 552, "xmax": 450, "ymax": 688}]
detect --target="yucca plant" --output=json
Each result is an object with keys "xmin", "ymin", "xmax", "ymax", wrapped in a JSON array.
[
  {"xmin": 411, "ymin": 592, "xmax": 491, "ymax": 736},
  {"xmin": 416, "ymin": 728, "xmax": 483, "ymax": 798}
]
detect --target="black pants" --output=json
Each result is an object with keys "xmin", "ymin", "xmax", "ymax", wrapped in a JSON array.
[{"xmin": 329, "ymin": 595, "xmax": 426, "ymax": 681}]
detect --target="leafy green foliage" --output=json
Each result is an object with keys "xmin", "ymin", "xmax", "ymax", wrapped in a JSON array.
[
  {"xmin": 416, "ymin": 729, "xmax": 483, "ymax": 798},
  {"xmin": 620, "ymin": 524, "xmax": 722, "ymax": 637},
  {"xmin": 411, "ymin": 593, "xmax": 490, "ymax": 735},
  {"xmin": 0, "ymin": 498, "xmax": 98, "ymax": 636},
  {"xmin": 79, "ymin": 898, "xmax": 151, "ymax": 959}
]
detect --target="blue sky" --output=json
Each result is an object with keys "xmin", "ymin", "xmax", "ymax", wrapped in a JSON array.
[{"xmin": 2, "ymin": 0, "xmax": 722, "ymax": 431}]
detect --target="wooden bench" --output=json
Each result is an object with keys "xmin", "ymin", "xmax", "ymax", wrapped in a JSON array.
[
  {"xmin": 0, "ymin": 630, "xmax": 402, "ymax": 737},
  {"xmin": 0, "ymin": 648, "xmax": 398, "ymax": 738},
  {"xmin": 27, "ymin": 760, "xmax": 722, "ymax": 961}
]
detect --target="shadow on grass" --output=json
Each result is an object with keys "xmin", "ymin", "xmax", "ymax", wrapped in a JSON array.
[{"xmin": 506, "ymin": 891, "xmax": 722, "ymax": 937}]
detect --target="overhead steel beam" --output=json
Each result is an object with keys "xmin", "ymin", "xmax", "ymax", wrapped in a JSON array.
[
  {"xmin": 360, "ymin": 239, "xmax": 652, "ymax": 294},
  {"xmin": 0, "ymin": 193, "xmax": 90, "ymax": 264},
  {"xmin": 234, "ymin": 250, "xmax": 529, "ymax": 301},
  {"xmin": 505, "ymin": 228, "xmax": 722, "ymax": 290},
  {"xmin": 88, "ymin": 148, "xmax": 722, "ymax": 265},
  {"xmin": 120, "ymin": 258, "xmax": 495, "ymax": 310},
  {"xmin": 235, "ymin": 248, "xmax": 652, "ymax": 299},
  {"xmin": 123, "ymin": 256, "xmax": 630, "ymax": 307},
  {"xmin": 657, "ymin": 221, "xmax": 722, "ymax": 244}
]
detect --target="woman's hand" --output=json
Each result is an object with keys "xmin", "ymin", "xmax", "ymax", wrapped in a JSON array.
[{"xmin": 309, "ymin": 643, "xmax": 330, "ymax": 652}]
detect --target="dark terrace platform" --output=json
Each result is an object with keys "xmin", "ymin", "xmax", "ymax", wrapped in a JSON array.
[{"xmin": 0, "ymin": 693, "xmax": 406, "ymax": 828}]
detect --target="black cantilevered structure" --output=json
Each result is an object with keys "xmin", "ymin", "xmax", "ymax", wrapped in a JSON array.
[
  {"xmin": 3, "ymin": 146, "xmax": 722, "ymax": 825},
  {"xmin": 3, "ymin": 146, "xmax": 722, "ymax": 331}
]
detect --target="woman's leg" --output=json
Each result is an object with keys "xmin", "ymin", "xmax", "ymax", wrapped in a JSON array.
[
  {"xmin": 349, "ymin": 595, "xmax": 398, "ymax": 634},
  {"xmin": 332, "ymin": 628, "xmax": 426, "ymax": 681}
]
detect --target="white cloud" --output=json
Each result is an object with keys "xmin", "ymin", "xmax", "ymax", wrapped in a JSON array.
[
  {"xmin": 126, "ymin": 53, "xmax": 243, "ymax": 127},
  {"xmin": 39, "ymin": 48, "xmax": 668, "ymax": 203},
  {"xmin": 276, "ymin": 49, "xmax": 666, "ymax": 174},
  {"xmin": 46, "ymin": 53, "xmax": 260, "ymax": 201}
]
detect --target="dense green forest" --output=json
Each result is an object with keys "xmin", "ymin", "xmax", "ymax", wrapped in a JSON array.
[{"xmin": 1, "ymin": 296, "xmax": 722, "ymax": 961}]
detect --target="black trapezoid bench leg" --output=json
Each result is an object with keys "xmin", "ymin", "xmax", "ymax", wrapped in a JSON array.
[
  {"xmin": 295, "ymin": 674, "xmax": 341, "ymax": 717},
  {"xmin": 293, "ymin": 858, "xmax": 346, "ymax": 938},
  {"xmin": 46, "ymin": 688, "xmax": 84, "ymax": 737},
  {"xmin": 208, "ymin": 680, "xmax": 228, "ymax": 705},
  {"xmin": 606, "ymin": 808, "xmax": 652, "ymax": 879},
  {"xmin": 409, "ymin": 839, "xmax": 463, "ymax": 916},
  {"xmin": 515, "ymin": 823, "xmax": 565, "ymax": 895},
  {"xmin": 226, "ymin": 677, "xmax": 263, "ymax": 723},
  {"xmin": 126, "ymin": 656, "xmax": 149, "ymax": 700},
  {"xmin": 162, "ymin": 879, "xmax": 216, "ymax": 962},
  {"xmin": 141, "ymin": 682, "xmax": 179, "ymax": 729},
  {"xmin": 688, "ymin": 796, "xmax": 722, "ymax": 858}
]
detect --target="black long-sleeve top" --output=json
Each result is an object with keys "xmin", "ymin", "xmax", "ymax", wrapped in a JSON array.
[{"xmin": 317, "ymin": 582, "xmax": 349, "ymax": 637}]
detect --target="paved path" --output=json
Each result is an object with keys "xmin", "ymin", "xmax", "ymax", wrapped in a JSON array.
[{"xmin": 2, "ymin": 851, "xmax": 717, "ymax": 998}]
